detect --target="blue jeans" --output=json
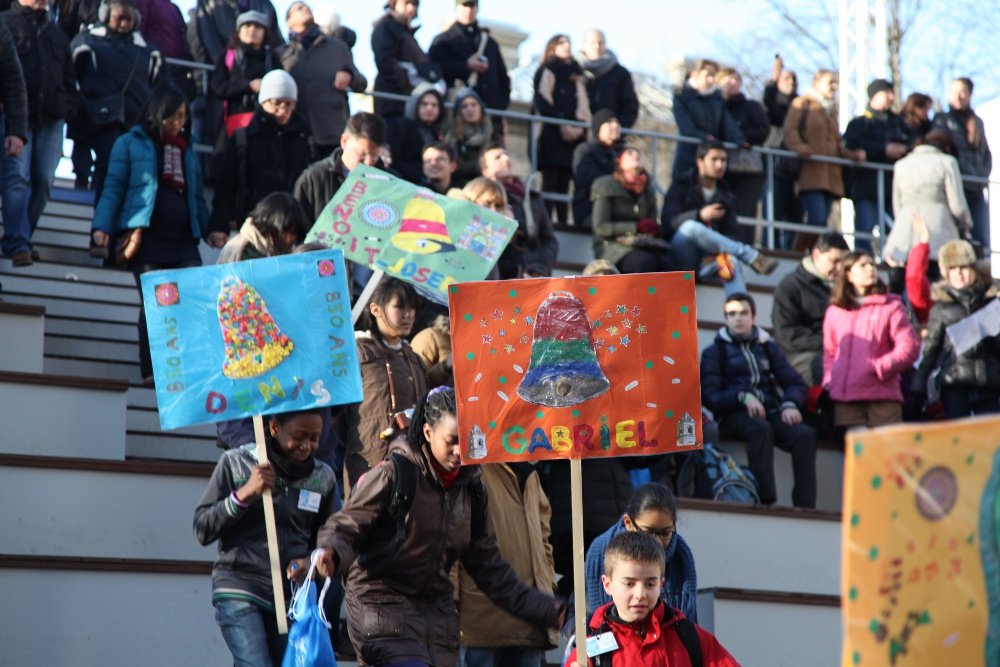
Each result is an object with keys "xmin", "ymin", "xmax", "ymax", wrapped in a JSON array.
[
  {"xmin": 852, "ymin": 199, "xmax": 879, "ymax": 252},
  {"xmin": 462, "ymin": 647, "xmax": 544, "ymax": 667},
  {"xmin": 670, "ymin": 219, "xmax": 754, "ymax": 294},
  {"xmin": 214, "ymin": 598, "xmax": 286, "ymax": 667},
  {"xmin": 800, "ymin": 190, "xmax": 834, "ymax": 228},
  {"xmin": 1, "ymin": 120, "xmax": 66, "ymax": 256},
  {"xmin": 965, "ymin": 186, "xmax": 990, "ymax": 250}
]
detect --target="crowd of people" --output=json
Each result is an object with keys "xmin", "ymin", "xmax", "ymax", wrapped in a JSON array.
[{"xmin": 1, "ymin": 0, "xmax": 999, "ymax": 665}]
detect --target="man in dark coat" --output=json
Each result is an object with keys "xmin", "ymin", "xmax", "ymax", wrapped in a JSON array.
[
  {"xmin": 212, "ymin": 70, "xmax": 314, "ymax": 229},
  {"xmin": 671, "ymin": 59, "xmax": 743, "ymax": 180},
  {"xmin": 661, "ymin": 140, "xmax": 777, "ymax": 288},
  {"xmin": 3, "ymin": 0, "xmax": 74, "ymax": 267},
  {"xmin": 701, "ymin": 292, "xmax": 817, "ymax": 508},
  {"xmin": 428, "ymin": 0, "xmax": 510, "ymax": 112},
  {"xmin": 571, "ymin": 108, "xmax": 622, "ymax": 228},
  {"xmin": 480, "ymin": 142, "xmax": 558, "ymax": 278},
  {"xmin": 578, "ymin": 29, "xmax": 638, "ymax": 128},
  {"xmin": 772, "ymin": 232, "xmax": 849, "ymax": 386},
  {"xmin": 293, "ymin": 112, "xmax": 387, "ymax": 227},
  {"xmin": 0, "ymin": 18, "xmax": 28, "ymax": 269},
  {"xmin": 843, "ymin": 78, "xmax": 908, "ymax": 251}
]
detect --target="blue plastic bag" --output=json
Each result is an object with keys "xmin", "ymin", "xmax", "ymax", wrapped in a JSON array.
[{"xmin": 282, "ymin": 551, "xmax": 337, "ymax": 667}]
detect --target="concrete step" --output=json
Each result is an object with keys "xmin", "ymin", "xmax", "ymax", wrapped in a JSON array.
[
  {"xmin": 44, "ymin": 354, "xmax": 140, "ymax": 383},
  {"xmin": 47, "ymin": 315, "xmax": 138, "ymax": 343},
  {"xmin": 127, "ymin": 406, "xmax": 218, "ymax": 440},
  {"xmin": 0, "ymin": 302, "xmax": 45, "ymax": 373},
  {"xmin": 679, "ymin": 501, "xmax": 841, "ymax": 597},
  {"xmin": 0, "ymin": 255, "xmax": 135, "ymax": 286},
  {"xmin": 0, "ymin": 270, "xmax": 137, "ymax": 305},
  {"xmin": 0, "ymin": 371, "xmax": 128, "ymax": 459},
  {"xmin": 696, "ymin": 588, "xmax": 840, "ymax": 667},
  {"xmin": 126, "ymin": 431, "xmax": 221, "ymax": 463},
  {"xmin": 2, "ymin": 291, "xmax": 138, "ymax": 324},
  {"xmin": 46, "ymin": 333, "xmax": 137, "ymax": 364}
]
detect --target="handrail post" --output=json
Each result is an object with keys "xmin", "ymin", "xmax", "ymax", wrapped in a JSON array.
[{"xmin": 765, "ymin": 151, "xmax": 776, "ymax": 249}]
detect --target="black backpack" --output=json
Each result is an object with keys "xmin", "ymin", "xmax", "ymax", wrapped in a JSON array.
[{"xmin": 381, "ymin": 452, "xmax": 488, "ymax": 542}]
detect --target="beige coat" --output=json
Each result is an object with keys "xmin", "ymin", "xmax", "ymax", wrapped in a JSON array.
[
  {"xmin": 783, "ymin": 95, "xmax": 854, "ymax": 196},
  {"xmin": 456, "ymin": 463, "xmax": 560, "ymax": 648},
  {"xmin": 883, "ymin": 145, "xmax": 971, "ymax": 264}
]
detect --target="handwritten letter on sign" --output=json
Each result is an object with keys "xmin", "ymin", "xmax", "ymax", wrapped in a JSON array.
[
  {"xmin": 842, "ymin": 417, "xmax": 1000, "ymax": 666},
  {"xmin": 140, "ymin": 249, "xmax": 362, "ymax": 430},
  {"xmin": 449, "ymin": 273, "xmax": 703, "ymax": 464},
  {"xmin": 305, "ymin": 165, "xmax": 517, "ymax": 304}
]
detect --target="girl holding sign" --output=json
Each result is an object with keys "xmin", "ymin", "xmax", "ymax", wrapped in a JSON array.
[
  {"xmin": 194, "ymin": 407, "xmax": 339, "ymax": 666},
  {"xmin": 316, "ymin": 387, "xmax": 567, "ymax": 667}
]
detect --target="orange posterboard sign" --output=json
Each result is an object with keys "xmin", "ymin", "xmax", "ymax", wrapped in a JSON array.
[
  {"xmin": 842, "ymin": 416, "xmax": 1000, "ymax": 666},
  {"xmin": 448, "ymin": 273, "xmax": 702, "ymax": 464}
]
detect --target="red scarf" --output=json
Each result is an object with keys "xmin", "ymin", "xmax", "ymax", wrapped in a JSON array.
[
  {"xmin": 430, "ymin": 455, "xmax": 461, "ymax": 490},
  {"xmin": 159, "ymin": 133, "xmax": 187, "ymax": 194}
]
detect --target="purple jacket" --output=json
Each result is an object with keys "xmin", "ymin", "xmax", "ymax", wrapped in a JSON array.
[
  {"xmin": 822, "ymin": 293, "xmax": 920, "ymax": 402},
  {"xmin": 134, "ymin": 0, "xmax": 188, "ymax": 59}
]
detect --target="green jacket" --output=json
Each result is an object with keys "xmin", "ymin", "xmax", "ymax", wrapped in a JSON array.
[{"xmin": 590, "ymin": 173, "xmax": 658, "ymax": 265}]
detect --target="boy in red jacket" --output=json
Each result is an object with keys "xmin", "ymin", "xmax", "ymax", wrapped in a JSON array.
[{"xmin": 565, "ymin": 531, "xmax": 740, "ymax": 667}]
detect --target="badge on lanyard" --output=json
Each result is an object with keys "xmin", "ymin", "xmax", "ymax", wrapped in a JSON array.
[
  {"xmin": 298, "ymin": 489, "xmax": 322, "ymax": 513},
  {"xmin": 586, "ymin": 632, "xmax": 619, "ymax": 658}
]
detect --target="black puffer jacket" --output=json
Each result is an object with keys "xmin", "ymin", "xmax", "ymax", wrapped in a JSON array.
[
  {"xmin": 0, "ymin": 19, "xmax": 27, "ymax": 141},
  {"xmin": 842, "ymin": 108, "xmax": 907, "ymax": 202},
  {"xmin": 371, "ymin": 11, "xmax": 440, "ymax": 118},
  {"xmin": 671, "ymin": 84, "xmax": 743, "ymax": 179},
  {"xmin": 914, "ymin": 277, "xmax": 1000, "ymax": 392},
  {"xmin": 724, "ymin": 92, "xmax": 769, "ymax": 146},
  {"xmin": 211, "ymin": 107, "xmax": 315, "ymax": 228},
  {"xmin": 428, "ymin": 20, "xmax": 510, "ymax": 111},
  {"xmin": 533, "ymin": 57, "xmax": 587, "ymax": 170},
  {"xmin": 579, "ymin": 54, "xmax": 638, "ymax": 128},
  {"xmin": 660, "ymin": 173, "xmax": 740, "ymax": 240},
  {"xmin": 209, "ymin": 44, "xmax": 276, "ymax": 117},
  {"xmin": 2, "ymin": 2, "xmax": 77, "ymax": 128}
]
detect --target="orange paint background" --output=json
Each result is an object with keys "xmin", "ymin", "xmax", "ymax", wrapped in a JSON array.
[{"xmin": 449, "ymin": 272, "xmax": 703, "ymax": 464}]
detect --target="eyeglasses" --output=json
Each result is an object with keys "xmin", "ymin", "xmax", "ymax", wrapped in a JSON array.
[
  {"xmin": 635, "ymin": 523, "xmax": 675, "ymax": 539},
  {"xmin": 264, "ymin": 98, "xmax": 296, "ymax": 111}
]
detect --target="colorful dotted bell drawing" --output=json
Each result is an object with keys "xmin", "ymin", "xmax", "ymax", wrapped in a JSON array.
[
  {"xmin": 517, "ymin": 291, "xmax": 610, "ymax": 408},
  {"xmin": 390, "ymin": 194, "xmax": 457, "ymax": 255},
  {"xmin": 217, "ymin": 276, "xmax": 294, "ymax": 379}
]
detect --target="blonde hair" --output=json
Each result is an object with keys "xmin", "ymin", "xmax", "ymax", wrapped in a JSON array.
[
  {"xmin": 462, "ymin": 177, "xmax": 508, "ymax": 209},
  {"xmin": 582, "ymin": 259, "xmax": 620, "ymax": 276}
]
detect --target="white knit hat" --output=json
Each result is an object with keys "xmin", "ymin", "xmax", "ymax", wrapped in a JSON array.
[{"xmin": 258, "ymin": 70, "xmax": 298, "ymax": 104}]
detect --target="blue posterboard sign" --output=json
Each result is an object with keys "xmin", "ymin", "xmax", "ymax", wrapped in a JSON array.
[{"xmin": 140, "ymin": 249, "xmax": 362, "ymax": 430}]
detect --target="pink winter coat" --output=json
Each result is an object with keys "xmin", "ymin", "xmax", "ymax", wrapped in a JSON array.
[{"xmin": 822, "ymin": 293, "xmax": 920, "ymax": 403}]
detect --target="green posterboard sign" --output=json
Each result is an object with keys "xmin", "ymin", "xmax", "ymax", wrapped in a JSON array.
[{"xmin": 305, "ymin": 165, "xmax": 518, "ymax": 303}]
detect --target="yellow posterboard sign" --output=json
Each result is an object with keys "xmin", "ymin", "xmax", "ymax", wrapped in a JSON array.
[{"xmin": 842, "ymin": 416, "xmax": 1000, "ymax": 666}]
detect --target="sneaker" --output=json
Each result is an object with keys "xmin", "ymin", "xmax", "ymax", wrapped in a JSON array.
[
  {"xmin": 749, "ymin": 253, "xmax": 778, "ymax": 275},
  {"xmin": 30, "ymin": 249, "xmax": 40, "ymax": 262},
  {"xmin": 12, "ymin": 251, "xmax": 33, "ymax": 267}
]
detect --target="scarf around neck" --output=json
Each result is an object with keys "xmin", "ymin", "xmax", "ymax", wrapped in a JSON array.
[
  {"xmin": 290, "ymin": 24, "xmax": 322, "ymax": 49},
  {"xmin": 805, "ymin": 89, "xmax": 836, "ymax": 113},
  {"xmin": 264, "ymin": 431, "xmax": 316, "ymax": 481},
  {"xmin": 158, "ymin": 134, "xmax": 187, "ymax": 194},
  {"xmin": 579, "ymin": 49, "xmax": 619, "ymax": 79}
]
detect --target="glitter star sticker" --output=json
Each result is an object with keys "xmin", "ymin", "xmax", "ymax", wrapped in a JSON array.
[
  {"xmin": 482, "ymin": 333, "xmax": 493, "ymax": 344},
  {"xmin": 503, "ymin": 344, "xmax": 515, "ymax": 354},
  {"xmin": 498, "ymin": 329, "xmax": 506, "ymax": 337},
  {"xmin": 620, "ymin": 335, "xmax": 631, "ymax": 347},
  {"xmin": 637, "ymin": 324, "xmax": 648, "ymax": 334},
  {"xmin": 510, "ymin": 317, "xmax": 518, "ymax": 325},
  {"xmin": 593, "ymin": 337, "xmax": 606, "ymax": 349},
  {"xmin": 607, "ymin": 325, "xmax": 619, "ymax": 336},
  {"xmin": 592, "ymin": 319, "xmax": 603, "ymax": 328},
  {"xmin": 608, "ymin": 344, "xmax": 617, "ymax": 353},
  {"xmin": 616, "ymin": 304, "xmax": 627, "ymax": 314},
  {"xmin": 492, "ymin": 308, "xmax": 503, "ymax": 319},
  {"xmin": 513, "ymin": 306, "xmax": 522, "ymax": 315},
  {"xmin": 519, "ymin": 334, "xmax": 529, "ymax": 344},
  {"xmin": 621, "ymin": 318, "xmax": 632, "ymax": 329},
  {"xmin": 479, "ymin": 317, "xmax": 488, "ymax": 327},
  {"xmin": 603, "ymin": 309, "xmax": 613, "ymax": 319},
  {"xmin": 631, "ymin": 305, "xmax": 642, "ymax": 318},
  {"xmin": 524, "ymin": 316, "xmax": 534, "ymax": 325}
]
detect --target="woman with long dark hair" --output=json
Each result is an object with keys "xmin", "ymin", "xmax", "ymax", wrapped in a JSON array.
[
  {"xmin": 90, "ymin": 85, "xmax": 227, "ymax": 383},
  {"xmin": 316, "ymin": 387, "xmax": 565, "ymax": 667},
  {"xmin": 823, "ymin": 251, "xmax": 919, "ymax": 429},
  {"xmin": 533, "ymin": 33, "xmax": 590, "ymax": 224},
  {"xmin": 217, "ymin": 191, "xmax": 308, "ymax": 263}
]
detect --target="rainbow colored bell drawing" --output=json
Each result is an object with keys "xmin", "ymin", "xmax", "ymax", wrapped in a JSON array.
[{"xmin": 516, "ymin": 291, "xmax": 610, "ymax": 408}]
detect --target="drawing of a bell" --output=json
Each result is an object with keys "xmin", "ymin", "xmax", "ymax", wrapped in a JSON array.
[
  {"xmin": 218, "ymin": 277, "xmax": 294, "ymax": 380},
  {"xmin": 517, "ymin": 291, "xmax": 610, "ymax": 408}
]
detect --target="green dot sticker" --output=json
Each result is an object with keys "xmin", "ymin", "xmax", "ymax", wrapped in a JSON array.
[
  {"xmin": 508, "ymin": 289, "xmax": 517, "ymax": 298},
  {"xmin": 849, "ymin": 587, "xmax": 858, "ymax": 601},
  {"xmin": 645, "ymin": 361, "xmax": 654, "ymax": 369},
  {"xmin": 536, "ymin": 411, "xmax": 544, "ymax": 420},
  {"xmin": 450, "ymin": 285, "xmax": 459, "ymax": 293},
  {"xmin": 851, "ymin": 513, "xmax": 860, "ymax": 527},
  {"xmin": 671, "ymin": 330, "xmax": 681, "ymax": 339},
  {"xmin": 680, "ymin": 306, "xmax": 689, "ymax": 314},
  {"xmin": 588, "ymin": 286, "xmax": 597, "ymax": 295},
  {"xmin": 572, "ymin": 409, "xmax": 581, "ymax": 418},
  {"xmin": 852, "ymin": 650, "xmax": 861, "ymax": 664},
  {"xmin": 969, "ymin": 599, "xmax": 976, "ymax": 608},
  {"xmin": 683, "ymin": 272, "xmax": 692, "ymax": 280},
  {"xmin": 967, "ymin": 455, "xmax": 976, "ymax": 465},
  {"xmin": 498, "ymin": 376, "xmax": 507, "ymax": 384},
  {"xmin": 868, "ymin": 546, "xmax": 879, "ymax": 561},
  {"xmin": 648, "ymin": 286, "xmax": 657, "ymax": 294},
  {"xmin": 872, "ymin": 475, "xmax": 882, "ymax": 490},
  {"xmin": 488, "ymin": 421, "xmax": 496, "ymax": 429},
  {"xmin": 466, "ymin": 352, "xmax": 475, "ymax": 360},
  {"xmin": 914, "ymin": 432, "xmax": 923, "ymax": 442},
  {"xmin": 463, "ymin": 313, "xmax": 472, "ymax": 321},
  {"xmin": 854, "ymin": 442, "xmax": 864, "ymax": 456},
  {"xmin": 666, "ymin": 410, "xmax": 675, "ymax": 418}
]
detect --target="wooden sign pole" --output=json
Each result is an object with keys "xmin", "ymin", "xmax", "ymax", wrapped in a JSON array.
[
  {"xmin": 571, "ymin": 457, "xmax": 588, "ymax": 663},
  {"xmin": 253, "ymin": 414, "xmax": 289, "ymax": 635}
]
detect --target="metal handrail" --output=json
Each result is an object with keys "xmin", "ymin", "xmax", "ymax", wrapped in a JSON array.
[{"xmin": 157, "ymin": 55, "xmax": 995, "ymax": 251}]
